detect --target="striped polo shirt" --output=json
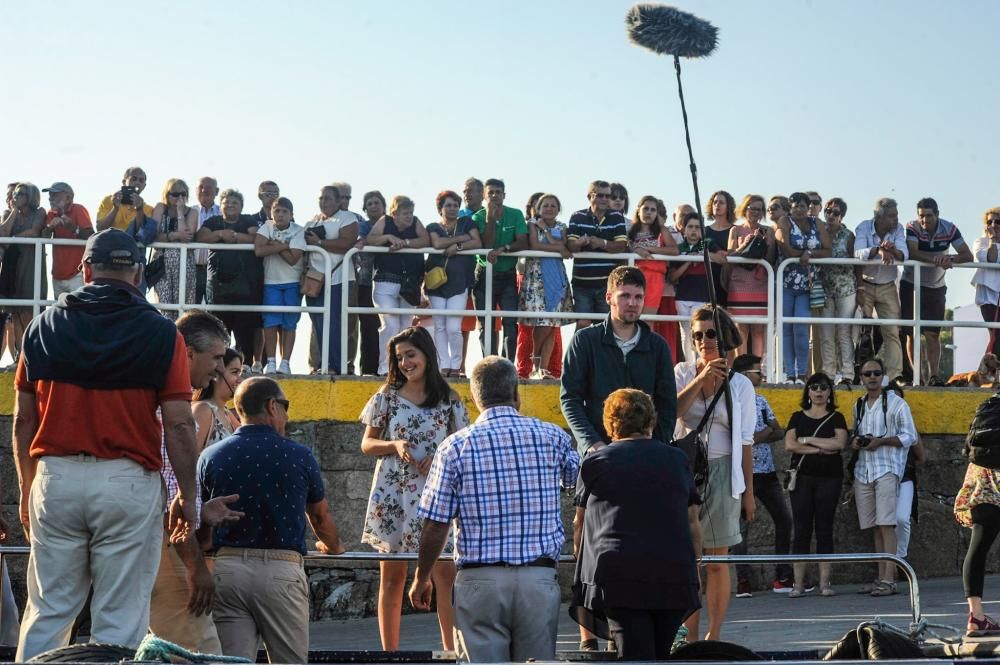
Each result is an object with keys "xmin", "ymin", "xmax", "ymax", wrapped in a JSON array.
[{"xmin": 567, "ymin": 208, "xmax": 628, "ymax": 288}]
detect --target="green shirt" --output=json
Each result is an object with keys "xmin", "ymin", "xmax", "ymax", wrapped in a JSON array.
[{"xmin": 472, "ymin": 206, "xmax": 528, "ymax": 272}]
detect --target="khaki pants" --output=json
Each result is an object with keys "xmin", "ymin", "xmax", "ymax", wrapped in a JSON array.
[
  {"xmin": 453, "ymin": 566, "xmax": 560, "ymax": 663},
  {"xmin": 861, "ymin": 282, "xmax": 903, "ymax": 381},
  {"xmin": 17, "ymin": 456, "xmax": 164, "ymax": 661},
  {"xmin": 149, "ymin": 537, "xmax": 222, "ymax": 653},
  {"xmin": 212, "ymin": 549, "xmax": 309, "ymax": 663}
]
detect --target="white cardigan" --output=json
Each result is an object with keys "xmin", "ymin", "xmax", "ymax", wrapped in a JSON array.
[
  {"xmin": 674, "ymin": 362, "xmax": 756, "ymax": 498},
  {"xmin": 971, "ymin": 236, "xmax": 1000, "ymax": 305}
]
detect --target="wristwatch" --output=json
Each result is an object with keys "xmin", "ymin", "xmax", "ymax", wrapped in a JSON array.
[{"xmin": 503, "ymin": 244, "xmax": 511, "ymax": 253}]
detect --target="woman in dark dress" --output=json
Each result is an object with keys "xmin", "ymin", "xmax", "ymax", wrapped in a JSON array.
[{"xmin": 572, "ymin": 388, "xmax": 702, "ymax": 661}]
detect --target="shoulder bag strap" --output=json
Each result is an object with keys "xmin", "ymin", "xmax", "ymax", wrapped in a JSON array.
[{"xmin": 694, "ymin": 371, "xmax": 732, "ymax": 434}]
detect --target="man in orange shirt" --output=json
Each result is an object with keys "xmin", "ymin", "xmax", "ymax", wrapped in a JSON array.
[
  {"xmin": 13, "ymin": 229, "xmax": 199, "ymax": 661},
  {"xmin": 42, "ymin": 182, "xmax": 94, "ymax": 297}
]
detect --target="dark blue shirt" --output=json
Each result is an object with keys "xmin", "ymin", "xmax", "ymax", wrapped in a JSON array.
[{"xmin": 198, "ymin": 424, "xmax": 326, "ymax": 555}]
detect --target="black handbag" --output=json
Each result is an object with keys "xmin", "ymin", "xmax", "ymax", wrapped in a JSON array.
[
  {"xmin": 671, "ymin": 373, "xmax": 731, "ymax": 495},
  {"xmin": 144, "ymin": 253, "xmax": 166, "ymax": 289},
  {"xmin": 734, "ymin": 232, "xmax": 769, "ymax": 270}
]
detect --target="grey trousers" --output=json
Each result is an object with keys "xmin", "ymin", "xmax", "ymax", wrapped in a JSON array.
[{"xmin": 453, "ymin": 566, "xmax": 560, "ymax": 663}]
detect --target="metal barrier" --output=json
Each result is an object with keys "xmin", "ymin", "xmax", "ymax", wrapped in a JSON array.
[
  {"xmin": 0, "ymin": 237, "xmax": 336, "ymax": 373},
  {"xmin": 342, "ymin": 246, "xmax": 775, "ymax": 376},
  {"xmin": 774, "ymin": 257, "xmax": 1000, "ymax": 384},
  {"xmin": 0, "ymin": 546, "xmax": 922, "ymax": 633}
]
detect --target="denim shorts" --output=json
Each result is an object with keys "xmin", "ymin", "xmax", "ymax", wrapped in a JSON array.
[
  {"xmin": 262, "ymin": 282, "xmax": 302, "ymax": 330},
  {"xmin": 572, "ymin": 284, "xmax": 610, "ymax": 315}
]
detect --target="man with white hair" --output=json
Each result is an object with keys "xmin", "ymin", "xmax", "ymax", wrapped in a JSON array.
[{"xmin": 410, "ymin": 356, "xmax": 580, "ymax": 662}]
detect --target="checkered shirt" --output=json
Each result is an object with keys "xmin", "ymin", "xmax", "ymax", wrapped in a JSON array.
[{"xmin": 418, "ymin": 406, "xmax": 580, "ymax": 567}]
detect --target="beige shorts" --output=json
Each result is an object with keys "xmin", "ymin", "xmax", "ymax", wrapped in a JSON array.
[{"xmin": 855, "ymin": 473, "xmax": 899, "ymax": 529}]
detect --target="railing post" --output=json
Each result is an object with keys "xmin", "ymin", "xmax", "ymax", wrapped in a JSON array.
[
  {"xmin": 483, "ymin": 258, "xmax": 494, "ymax": 356},
  {"xmin": 763, "ymin": 260, "xmax": 777, "ymax": 383},
  {"xmin": 177, "ymin": 245, "xmax": 188, "ymax": 316},
  {"xmin": 339, "ymin": 249, "xmax": 351, "ymax": 375},
  {"xmin": 912, "ymin": 263, "xmax": 922, "ymax": 386},
  {"xmin": 774, "ymin": 259, "xmax": 787, "ymax": 382},
  {"xmin": 32, "ymin": 240, "xmax": 43, "ymax": 319}
]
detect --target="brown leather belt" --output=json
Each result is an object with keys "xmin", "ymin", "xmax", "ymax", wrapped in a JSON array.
[{"xmin": 214, "ymin": 546, "xmax": 303, "ymax": 564}]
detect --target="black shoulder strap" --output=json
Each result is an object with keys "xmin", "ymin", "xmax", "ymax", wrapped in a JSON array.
[{"xmin": 695, "ymin": 371, "xmax": 732, "ymax": 434}]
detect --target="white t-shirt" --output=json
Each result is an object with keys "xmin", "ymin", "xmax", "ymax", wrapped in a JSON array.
[
  {"xmin": 257, "ymin": 221, "xmax": 307, "ymax": 285},
  {"xmin": 305, "ymin": 210, "xmax": 357, "ymax": 285}
]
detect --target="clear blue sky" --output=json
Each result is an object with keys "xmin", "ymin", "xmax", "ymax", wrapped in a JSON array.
[{"xmin": 2, "ymin": 0, "xmax": 998, "ymax": 312}]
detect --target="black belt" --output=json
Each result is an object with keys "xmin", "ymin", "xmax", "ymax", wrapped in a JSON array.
[{"xmin": 460, "ymin": 557, "xmax": 556, "ymax": 570}]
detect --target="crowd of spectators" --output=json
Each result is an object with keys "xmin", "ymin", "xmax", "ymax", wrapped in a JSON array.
[{"xmin": 3, "ymin": 171, "xmax": 998, "ymax": 383}]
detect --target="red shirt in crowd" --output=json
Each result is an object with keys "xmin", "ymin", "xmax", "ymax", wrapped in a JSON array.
[
  {"xmin": 45, "ymin": 203, "xmax": 93, "ymax": 281},
  {"xmin": 15, "ymin": 331, "xmax": 192, "ymax": 471}
]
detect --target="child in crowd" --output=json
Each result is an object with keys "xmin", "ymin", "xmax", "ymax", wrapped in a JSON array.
[
  {"xmin": 669, "ymin": 211, "xmax": 727, "ymax": 360},
  {"xmin": 254, "ymin": 197, "xmax": 305, "ymax": 374}
]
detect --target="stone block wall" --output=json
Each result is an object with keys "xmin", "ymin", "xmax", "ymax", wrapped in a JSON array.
[{"xmin": 2, "ymin": 417, "xmax": 998, "ymax": 620}]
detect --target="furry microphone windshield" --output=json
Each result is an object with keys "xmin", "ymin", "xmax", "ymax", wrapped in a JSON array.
[{"xmin": 625, "ymin": 4, "xmax": 718, "ymax": 58}]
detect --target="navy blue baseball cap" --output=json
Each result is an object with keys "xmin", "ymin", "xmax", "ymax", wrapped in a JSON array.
[{"xmin": 82, "ymin": 229, "xmax": 142, "ymax": 266}]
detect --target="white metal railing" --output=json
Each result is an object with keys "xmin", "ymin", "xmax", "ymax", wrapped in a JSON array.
[
  {"xmin": 0, "ymin": 237, "xmax": 335, "ymax": 373},
  {"xmin": 774, "ymin": 257, "xmax": 1000, "ymax": 385},
  {"xmin": 6, "ymin": 236, "xmax": 997, "ymax": 384},
  {"xmin": 342, "ymin": 247, "xmax": 775, "ymax": 376}
]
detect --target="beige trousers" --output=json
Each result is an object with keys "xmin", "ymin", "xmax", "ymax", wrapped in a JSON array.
[
  {"xmin": 149, "ymin": 537, "xmax": 222, "ymax": 653},
  {"xmin": 861, "ymin": 281, "xmax": 903, "ymax": 380},
  {"xmin": 17, "ymin": 455, "xmax": 164, "ymax": 661},
  {"xmin": 211, "ymin": 549, "xmax": 309, "ymax": 663}
]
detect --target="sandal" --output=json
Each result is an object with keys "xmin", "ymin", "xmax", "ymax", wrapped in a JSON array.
[
  {"xmin": 579, "ymin": 639, "xmax": 598, "ymax": 652},
  {"xmin": 857, "ymin": 580, "xmax": 879, "ymax": 594},
  {"xmin": 870, "ymin": 580, "xmax": 897, "ymax": 597},
  {"xmin": 788, "ymin": 587, "xmax": 805, "ymax": 598},
  {"xmin": 821, "ymin": 585, "xmax": 836, "ymax": 597},
  {"xmin": 968, "ymin": 612, "xmax": 1000, "ymax": 637}
]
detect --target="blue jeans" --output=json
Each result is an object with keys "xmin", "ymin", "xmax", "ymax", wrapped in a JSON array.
[
  {"xmin": 307, "ymin": 286, "xmax": 343, "ymax": 373},
  {"xmin": 782, "ymin": 287, "xmax": 810, "ymax": 379}
]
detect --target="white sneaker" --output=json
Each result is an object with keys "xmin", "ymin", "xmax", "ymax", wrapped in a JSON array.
[
  {"xmin": 278, "ymin": 360, "xmax": 291, "ymax": 375},
  {"xmin": 263, "ymin": 360, "xmax": 277, "ymax": 375},
  {"xmin": 251, "ymin": 362, "xmax": 262, "ymax": 375}
]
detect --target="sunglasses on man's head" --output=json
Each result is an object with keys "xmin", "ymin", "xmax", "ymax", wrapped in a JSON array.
[
  {"xmin": 692, "ymin": 329, "xmax": 718, "ymax": 342},
  {"xmin": 861, "ymin": 370, "xmax": 883, "ymax": 378}
]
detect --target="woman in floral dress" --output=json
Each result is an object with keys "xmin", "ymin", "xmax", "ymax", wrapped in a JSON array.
[
  {"xmin": 360, "ymin": 326, "xmax": 469, "ymax": 651},
  {"xmin": 151, "ymin": 178, "xmax": 198, "ymax": 318},
  {"xmin": 956, "ymin": 462, "xmax": 1000, "ymax": 636},
  {"xmin": 519, "ymin": 193, "xmax": 573, "ymax": 379}
]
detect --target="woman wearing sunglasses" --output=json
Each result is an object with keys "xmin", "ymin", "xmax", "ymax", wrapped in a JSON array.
[
  {"xmin": 783, "ymin": 373, "xmax": 848, "ymax": 597},
  {"xmin": 151, "ymin": 178, "xmax": 199, "ymax": 319},
  {"xmin": 818, "ymin": 198, "xmax": 858, "ymax": 387},
  {"xmin": 674, "ymin": 305, "xmax": 755, "ymax": 641},
  {"xmin": 972, "ymin": 207, "xmax": 1000, "ymax": 357}
]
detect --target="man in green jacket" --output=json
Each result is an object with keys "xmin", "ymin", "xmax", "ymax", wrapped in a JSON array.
[{"xmin": 560, "ymin": 266, "xmax": 677, "ymax": 455}]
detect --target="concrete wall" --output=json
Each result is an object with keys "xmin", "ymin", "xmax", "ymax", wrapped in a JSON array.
[{"xmin": 2, "ymin": 415, "xmax": 998, "ymax": 621}]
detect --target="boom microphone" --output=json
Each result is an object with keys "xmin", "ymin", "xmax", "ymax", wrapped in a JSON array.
[{"xmin": 625, "ymin": 4, "xmax": 718, "ymax": 58}]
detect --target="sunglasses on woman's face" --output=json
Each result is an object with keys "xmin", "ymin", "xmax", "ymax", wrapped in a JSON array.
[
  {"xmin": 808, "ymin": 383, "xmax": 831, "ymax": 392},
  {"xmin": 692, "ymin": 329, "xmax": 718, "ymax": 342},
  {"xmin": 861, "ymin": 370, "xmax": 883, "ymax": 378}
]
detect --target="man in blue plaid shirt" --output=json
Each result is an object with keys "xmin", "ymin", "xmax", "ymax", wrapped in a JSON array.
[{"xmin": 409, "ymin": 356, "xmax": 580, "ymax": 662}]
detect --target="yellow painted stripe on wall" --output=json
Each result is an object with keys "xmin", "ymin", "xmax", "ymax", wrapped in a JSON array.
[{"xmin": 0, "ymin": 372, "xmax": 985, "ymax": 435}]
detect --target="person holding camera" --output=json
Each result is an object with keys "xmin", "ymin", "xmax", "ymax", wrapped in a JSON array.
[
  {"xmin": 850, "ymin": 358, "xmax": 918, "ymax": 596},
  {"xmin": 96, "ymin": 166, "xmax": 154, "ymax": 232},
  {"xmin": 783, "ymin": 372, "xmax": 848, "ymax": 598}
]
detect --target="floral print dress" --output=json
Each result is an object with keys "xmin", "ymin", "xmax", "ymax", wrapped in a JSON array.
[
  {"xmin": 955, "ymin": 463, "xmax": 1000, "ymax": 528},
  {"xmin": 360, "ymin": 388, "xmax": 470, "ymax": 552},
  {"xmin": 781, "ymin": 218, "xmax": 822, "ymax": 293}
]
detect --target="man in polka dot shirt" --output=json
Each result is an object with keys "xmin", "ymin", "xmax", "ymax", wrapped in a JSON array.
[{"xmin": 198, "ymin": 377, "xmax": 345, "ymax": 663}]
